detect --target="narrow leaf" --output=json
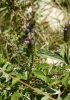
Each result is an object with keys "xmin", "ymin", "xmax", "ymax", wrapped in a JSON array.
[
  {"xmin": 32, "ymin": 69, "xmax": 46, "ymax": 82},
  {"xmin": 0, "ymin": 96, "xmax": 2, "ymax": 100},
  {"xmin": 35, "ymin": 63, "xmax": 50, "ymax": 69},
  {"xmin": 11, "ymin": 92, "xmax": 19, "ymax": 100},
  {"xmin": 36, "ymin": 49, "xmax": 64, "ymax": 62},
  {"xmin": 64, "ymin": 93, "xmax": 70, "ymax": 100},
  {"xmin": 12, "ymin": 78, "xmax": 20, "ymax": 85},
  {"xmin": 41, "ymin": 96, "xmax": 49, "ymax": 100},
  {"xmin": 62, "ymin": 73, "xmax": 69, "ymax": 87},
  {"xmin": 32, "ymin": 69, "xmax": 45, "ymax": 78}
]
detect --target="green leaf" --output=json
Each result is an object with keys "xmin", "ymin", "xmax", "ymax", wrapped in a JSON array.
[
  {"xmin": 32, "ymin": 69, "xmax": 46, "ymax": 82},
  {"xmin": 35, "ymin": 63, "xmax": 50, "ymax": 69},
  {"xmin": 36, "ymin": 49, "xmax": 64, "ymax": 62},
  {"xmin": 68, "ymin": 79, "xmax": 70, "ymax": 84},
  {"xmin": 3, "ymin": 62, "xmax": 13, "ymax": 72},
  {"xmin": 64, "ymin": 52, "xmax": 69, "ymax": 64},
  {"xmin": 51, "ymin": 80, "xmax": 61, "ymax": 85},
  {"xmin": 62, "ymin": 73, "xmax": 69, "ymax": 87},
  {"xmin": 0, "ymin": 7, "xmax": 7, "ymax": 12},
  {"xmin": 6, "ymin": 65, "xmax": 13, "ymax": 72},
  {"xmin": 57, "ymin": 96, "xmax": 62, "ymax": 100},
  {"xmin": 0, "ymin": 96, "xmax": 2, "ymax": 100},
  {"xmin": 45, "ymin": 87, "xmax": 60, "ymax": 95},
  {"xmin": 64, "ymin": 93, "xmax": 70, "ymax": 100},
  {"xmin": 11, "ymin": 72, "xmax": 23, "ymax": 79},
  {"xmin": 41, "ymin": 96, "xmax": 49, "ymax": 100},
  {"xmin": 12, "ymin": 78, "xmax": 20, "ymax": 85},
  {"xmin": 11, "ymin": 47, "xmax": 26, "ymax": 59},
  {"xmin": 11, "ymin": 91, "xmax": 19, "ymax": 100},
  {"xmin": 0, "ymin": 82, "xmax": 3, "ymax": 87},
  {"xmin": 0, "ymin": 54, "xmax": 7, "ymax": 66},
  {"xmin": 2, "ymin": 72, "xmax": 10, "ymax": 82},
  {"xmin": 11, "ymin": 72, "xmax": 23, "ymax": 85},
  {"xmin": 32, "ymin": 69, "xmax": 45, "ymax": 78}
]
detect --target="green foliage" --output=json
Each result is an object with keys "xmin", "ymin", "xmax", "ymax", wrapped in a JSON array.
[
  {"xmin": 11, "ymin": 91, "xmax": 19, "ymax": 100},
  {"xmin": 62, "ymin": 72, "xmax": 69, "ymax": 87},
  {"xmin": 64, "ymin": 93, "xmax": 70, "ymax": 100},
  {"xmin": 36, "ymin": 49, "xmax": 65, "ymax": 62},
  {"xmin": 0, "ymin": 54, "xmax": 7, "ymax": 66},
  {"xmin": 41, "ymin": 96, "xmax": 49, "ymax": 100}
]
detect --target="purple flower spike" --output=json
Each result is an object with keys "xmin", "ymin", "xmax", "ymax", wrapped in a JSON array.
[
  {"xmin": 28, "ymin": 33, "xmax": 34, "ymax": 39},
  {"xmin": 32, "ymin": 28, "xmax": 34, "ymax": 32},
  {"xmin": 68, "ymin": 21, "xmax": 70, "ymax": 25},
  {"xmin": 31, "ymin": 40, "xmax": 34, "ymax": 44},
  {"xmin": 26, "ymin": 23, "xmax": 29, "ymax": 27},
  {"xmin": 63, "ymin": 28, "xmax": 67, "ymax": 31},
  {"xmin": 25, "ymin": 40, "xmax": 30, "ymax": 44},
  {"xmin": 28, "ymin": 33, "xmax": 32, "ymax": 39},
  {"xmin": 31, "ymin": 33, "xmax": 34, "ymax": 38},
  {"xmin": 25, "ymin": 28, "xmax": 29, "ymax": 32}
]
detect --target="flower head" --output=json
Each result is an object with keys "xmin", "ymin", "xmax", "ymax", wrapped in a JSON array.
[
  {"xmin": 63, "ymin": 28, "xmax": 67, "ymax": 31},
  {"xmin": 31, "ymin": 33, "xmax": 34, "ymax": 38},
  {"xmin": 32, "ymin": 28, "xmax": 34, "ymax": 32},
  {"xmin": 68, "ymin": 21, "xmax": 70, "ymax": 25},
  {"xmin": 28, "ymin": 33, "xmax": 34, "ymax": 39},
  {"xmin": 26, "ymin": 23, "xmax": 29, "ymax": 27},
  {"xmin": 31, "ymin": 39, "xmax": 34, "ymax": 44},
  {"xmin": 25, "ymin": 40, "xmax": 30, "ymax": 44},
  {"xmin": 25, "ymin": 27, "xmax": 30, "ymax": 32},
  {"xmin": 25, "ymin": 33, "xmax": 34, "ymax": 45}
]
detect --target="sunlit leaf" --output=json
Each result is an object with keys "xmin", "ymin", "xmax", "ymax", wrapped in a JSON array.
[
  {"xmin": 11, "ymin": 72, "xmax": 23, "ymax": 85},
  {"xmin": 51, "ymin": 80, "xmax": 61, "ymax": 85},
  {"xmin": 11, "ymin": 91, "xmax": 19, "ymax": 100},
  {"xmin": 32, "ymin": 69, "xmax": 46, "ymax": 82},
  {"xmin": 12, "ymin": 78, "xmax": 20, "ymax": 85},
  {"xmin": 32, "ymin": 69, "xmax": 44, "ymax": 77},
  {"xmin": 2, "ymin": 62, "xmax": 10, "ymax": 71},
  {"xmin": 45, "ymin": 87, "xmax": 60, "ymax": 95},
  {"xmin": 2, "ymin": 72, "xmax": 10, "ymax": 82},
  {"xmin": 57, "ymin": 95, "xmax": 62, "ymax": 100},
  {"xmin": 36, "ymin": 49, "xmax": 65, "ymax": 62},
  {"xmin": 11, "ymin": 72, "xmax": 23, "ymax": 79},
  {"xmin": 0, "ymin": 82, "xmax": 3, "ymax": 87},
  {"xmin": 0, "ymin": 96, "xmax": 2, "ymax": 100},
  {"xmin": 64, "ymin": 93, "xmax": 70, "ymax": 100},
  {"xmin": 0, "ymin": 7, "xmax": 7, "ymax": 12},
  {"xmin": 35, "ymin": 63, "xmax": 50, "ymax": 69},
  {"xmin": 62, "ymin": 73, "xmax": 69, "ymax": 87},
  {"xmin": 41, "ymin": 96, "xmax": 49, "ymax": 100}
]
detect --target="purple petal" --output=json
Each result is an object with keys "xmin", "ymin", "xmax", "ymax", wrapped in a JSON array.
[
  {"xmin": 28, "ymin": 34, "xmax": 32, "ymax": 38},
  {"xmin": 31, "ymin": 40, "xmax": 34, "ymax": 44},
  {"xmin": 31, "ymin": 33, "xmax": 34, "ymax": 38},
  {"xmin": 63, "ymin": 28, "xmax": 67, "ymax": 31},
  {"xmin": 28, "ymin": 33, "xmax": 34, "ymax": 39},
  {"xmin": 68, "ymin": 21, "xmax": 70, "ymax": 25},
  {"xmin": 25, "ymin": 40, "xmax": 30, "ymax": 44},
  {"xmin": 32, "ymin": 28, "xmax": 34, "ymax": 32},
  {"xmin": 25, "ymin": 28, "xmax": 29, "ymax": 32},
  {"xmin": 26, "ymin": 23, "xmax": 29, "ymax": 27}
]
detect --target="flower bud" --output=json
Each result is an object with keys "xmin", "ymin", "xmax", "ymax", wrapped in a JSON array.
[{"xmin": 63, "ymin": 21, "xmax": 70, "ymax": 43}]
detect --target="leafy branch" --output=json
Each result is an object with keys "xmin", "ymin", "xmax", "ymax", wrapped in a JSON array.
[{"xmin": 0, "ymin": 69, "xmax": 55, "ymax": 100}]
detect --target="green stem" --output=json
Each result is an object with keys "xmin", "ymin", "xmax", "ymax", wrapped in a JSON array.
[
  {"xmin": 64, "ymin": 43, "xmax": 69, "ymax": 64},
  {"xmin": 67, "ymin": 43, "xmax": 69, "ymax": 58},
  {"xmin": 27, "ymin": 54, "xmax": 34, "ymax": 81}
]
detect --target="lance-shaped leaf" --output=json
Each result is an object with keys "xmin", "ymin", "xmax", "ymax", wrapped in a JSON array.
[{"xmin": 36, "ymin": 49, "xmax": 65, "ymax": 62}]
